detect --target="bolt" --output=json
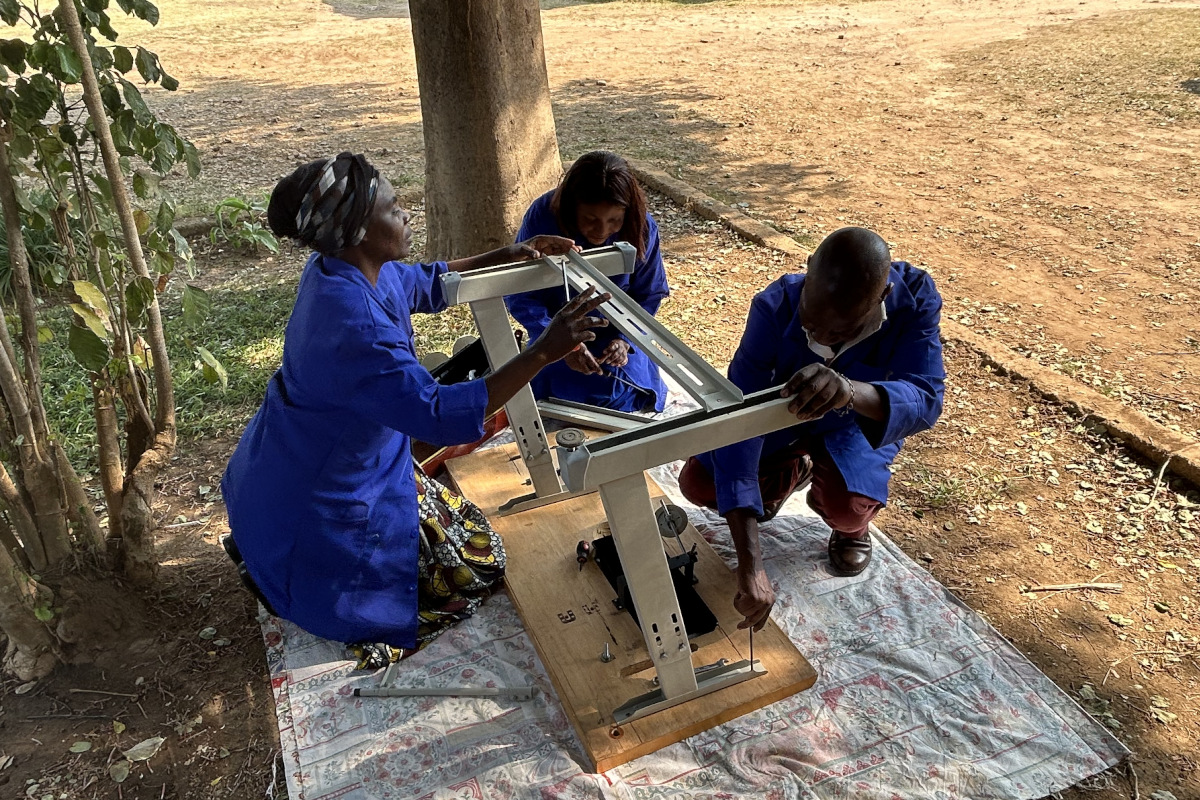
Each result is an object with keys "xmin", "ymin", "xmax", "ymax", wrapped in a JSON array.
[{"xmin": 600, "ymin": 642, "xmax": 614, "ymax": 663}]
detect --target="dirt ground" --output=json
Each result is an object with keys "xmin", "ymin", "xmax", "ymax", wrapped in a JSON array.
[{"xmin": 4, "ymin": 0, "xmax": 1200, "ymax": 797}]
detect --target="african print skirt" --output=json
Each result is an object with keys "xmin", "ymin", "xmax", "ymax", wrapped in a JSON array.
[{"xmin": 349, "ymin": 464, "xmax": 505, "ymax": 669}]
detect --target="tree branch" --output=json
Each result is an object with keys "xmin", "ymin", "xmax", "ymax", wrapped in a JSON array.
[{"xmin": 57, "ymin": 0, "xmax": 175, "ymax": 437}]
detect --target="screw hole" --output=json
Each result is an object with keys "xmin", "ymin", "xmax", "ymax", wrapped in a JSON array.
[{"xmin": 609, "ymin": 726, "xmax": 623, "ymax": 738}]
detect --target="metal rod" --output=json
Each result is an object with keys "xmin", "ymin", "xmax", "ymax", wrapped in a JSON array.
[
  {"xmin": 439, "ymin": 243, "xmax": 636, "ymax": 306},
  {"xmin": 562, "ymin": 250, "xmax": 743, "ymax": 412},
  {"xmin": 558, "ymin": 387, "xmax": 798, "ymax": 492},
  {"xmin": 355, "ymin": 686, "xmax": 537, "ymax": 700}
]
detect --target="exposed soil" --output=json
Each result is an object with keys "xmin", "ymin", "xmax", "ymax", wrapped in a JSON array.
[{"xmin": 4, "ymin": 0, "xmax": 1200, "ymax": 797}]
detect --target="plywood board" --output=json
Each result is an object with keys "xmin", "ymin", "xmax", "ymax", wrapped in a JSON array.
[{"xmin": 446, "ymin": 444, "xmax": 817, "ymax": 772}]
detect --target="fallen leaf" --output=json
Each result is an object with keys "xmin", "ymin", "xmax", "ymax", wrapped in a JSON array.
[
  {"xmin": 109, "ymin": 761, "xmax": 131, "ymax": 783},
  {"xmin": 69, "ymin": 741, "xmax": 92, "ymax": 753},
  {"xmin": 0, "ymin": 754, "xmax": 13, "ymax": 770},
  {"xmin": 1151, "ymin": 707, "xmax": 1178, "ymax": 725},
  {"xmin": 1107, "ymin": 614, "xmax": 1135, "ymax": 627},
  {"xmin": 122, "ymin": 736, "xmax": 165, "ymax": 762},
  {"xmin": 1036, "ymin": 542, "xmax": 1053, "ymax": 556},
  {"xmin": 15, "ymin": 681, "xmax": 36, "ymax": 695},
  {"xmin": 113, "ymin": 720, "xmax": 126, "ymax": 735},
  {"xmin": 198, "ymin": 627, "xmax": 217, "ymax": 640}
]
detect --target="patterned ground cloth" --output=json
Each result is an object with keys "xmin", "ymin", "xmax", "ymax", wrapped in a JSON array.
[{"xmin": 261, "ymin": 456, "xmax": 1127, "ymax": 799}]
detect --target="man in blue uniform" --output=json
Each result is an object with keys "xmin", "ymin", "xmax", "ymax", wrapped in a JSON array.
[{"xmin": 680, "ymin": 227, "xmax": 945, "ymax": 631}]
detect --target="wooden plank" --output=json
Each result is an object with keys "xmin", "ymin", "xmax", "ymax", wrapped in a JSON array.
[{"xmin": 446, "ymin": 444, "xmax": 818, "ymax": 772}]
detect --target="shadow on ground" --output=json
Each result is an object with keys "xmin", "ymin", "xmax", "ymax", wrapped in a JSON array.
[
  {"xmin": 156, "ymin": 73, "xmax": 836, "ymax": 214},
  {"xmin": 319, "ymin": 0, "xmax": 717, "ymax": 19}
]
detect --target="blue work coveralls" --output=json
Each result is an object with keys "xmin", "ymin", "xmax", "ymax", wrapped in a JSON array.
[
  {"xmin": 505, "ymin": 190, "xmax": 669, "ymax": 412},
  {"xmin": 221, "ymin": 254, "xmax": 488, "ymax": 648},
  {"xmin": 699, "ymin": 262, "xmax": 946, "ymax": 517}
]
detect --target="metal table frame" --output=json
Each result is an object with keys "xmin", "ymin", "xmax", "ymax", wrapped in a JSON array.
[{"xmin": 438, "ymin": 245, "xmax": 805, "ymax": 724}]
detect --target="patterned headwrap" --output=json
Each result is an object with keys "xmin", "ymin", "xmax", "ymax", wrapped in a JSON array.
[{"xmin": 292, "ymin": 152, "xmax": 380, "ymax": 254}]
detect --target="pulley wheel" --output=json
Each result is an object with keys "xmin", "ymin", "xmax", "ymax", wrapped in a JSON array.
[
  {"xmin": 555, "ymin": 427, "xmax": 587, "ymax": 449},
  {"xmin": 655, "ymin": 503, "xmax": 689, "ymax": 539}
]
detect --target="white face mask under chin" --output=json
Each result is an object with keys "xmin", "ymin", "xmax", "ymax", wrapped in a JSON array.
[{"xmin": 805, "ymin": 302, "xmax": 887, "ymax": 361}]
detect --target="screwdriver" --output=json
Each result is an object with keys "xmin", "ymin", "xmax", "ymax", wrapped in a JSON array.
[{"xmin": 576, "ymin": 540, "xmax": 591, "ymax": 571}]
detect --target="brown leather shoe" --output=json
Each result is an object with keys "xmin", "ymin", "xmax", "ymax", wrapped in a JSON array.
[{"xmin": 828, "ymin": 531, "xmax": 872, "ymax": 576}]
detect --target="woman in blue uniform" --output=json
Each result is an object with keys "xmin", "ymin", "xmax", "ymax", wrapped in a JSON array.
[
  {"xmin": 221, "ymin": 152, "xmax": 610, "ymax": 664},
  {"xmin": 505, "ymin": 151, "xmax": 669, "ymax": 412}
]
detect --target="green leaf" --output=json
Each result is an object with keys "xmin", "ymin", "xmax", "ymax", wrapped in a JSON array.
[
  {"xmin": 154, "ymin": 198, "xmax": 174, "ymax": 231},
  {"xmin": 0, "ymin": 39, "xmax": 27, "ymax": 72},
  {"xmin": 132, "ymin": 170, "xmax": 148, "ymax": 199},
  {"xmin": 159, "ymin": 69, "xmax": 178, "ymax": 91},
  {"xmin": 8, "ymin": 129, "xmax": 34, "ymax": 159},
  {"xmin": 112, "ymin": 45, "xmax": 133, "ymax": 74},
  {"xmin": 123, "ymin": 0, "xmax": 159, "ymax": 25},
  {"xmin": 99, "ymin": 79, "xmax": 121, "ymax": 112},
  {"xmin": 150, "ymin": 249, "xmax": 173, "ymax": 275},
  {"xmin": 182, "ymin": 140, "xmax": 200, "ymax": 178},
  {"xmin": 169, "ymin": 227, "xmax": 193, "ymax": 264},
  {"xmin": 29, "ymin": 40, "xmax": 52, "ymax": 69},
  {"xmin": 55, "ymin": 44, "xmax": 83, "ymax": 82},
  {"xmin": 124, "ymin": 276, "xmax": 155, "ymax": 323},
  {"xmin": 151, "ymin": 123, "xmax": 177, "ymax": 172},
  {"xmin": 36, "ymin": 325, "xmax": 54, "ymax": 343},
  {"xmin": 196, "ymin": 346, "xmax": 228, "ymax": 390},
  {"xmin": 13, "ymin": 74, "xmax": 57, "ymax": 124},
  {"xmin": 133, "ymin": 208, "xmax": 150, "ymax": 235},
  {"xmin": 90, "ymin": 44, "xmax": 113, "ymax": 71},
  {"xmin": 33, "ymin": 605, "xmax": 54, "ymax": 622},
  {"xmin": 68, "ymin": 323, "xmax": 111, "ymax": 372},
  {"xmin": 69, "ymin": 741, "xmax": 92, "ymax": 753},
  {"xmin": 72, "ymin": 279, "xmax": 110, "ymax": 315},
  {"xmin": 70, "ymin": 303, "xmax": 110, "ymax": 340},
  {"xmin": 133, "ymin": 46, "xmax": 159, "ymax": 83},
  {"xmin": 181, "ymin": 284, "xmax": 210, "ymax": 326},
  {"xmin": 0, "ymin": 0, "xmax": 20, "ymax": 26},
  {"xmin": 119, "ymin": 78, "xmax": 151, "ymax": 124}
]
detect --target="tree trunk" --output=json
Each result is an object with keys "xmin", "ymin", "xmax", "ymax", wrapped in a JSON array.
[
  {"xmin": 52, "ymin": 443, "xmax": 105, "ymax": 554},
  {"xmin": 0, "ymin": 540, "xmax": 58, "ymax": 680},
  {"xmin": 0, "ymin": 461, "xmax": 40, "ymax": 570},
  {"xmin": 59, "ymin": 0, "xmax": 176, "ymax": 583},
  {"xmin": 119, "ymin": 430, "xmax": 173, "ymax": 585},
  {"xmin": 409, "ymin": 0, "xmax": 562, "ymax": 258},
  {"xmin": 92, "ymin": 381, "xmax": 124, "ymax": 543},
  {"xmin": 0, "ymin": 107, "xmax": 50, "ymax": 441}
]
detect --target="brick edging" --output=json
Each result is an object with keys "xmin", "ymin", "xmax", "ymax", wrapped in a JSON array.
[{"xmin": 626, "ymin": 159, "xmax": 1200, "ymax": 488}]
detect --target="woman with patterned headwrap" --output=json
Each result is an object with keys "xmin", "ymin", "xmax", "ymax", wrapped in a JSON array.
[{"xmin": 220, "ymin": 152, "xmax": 611, "ymax": 663}]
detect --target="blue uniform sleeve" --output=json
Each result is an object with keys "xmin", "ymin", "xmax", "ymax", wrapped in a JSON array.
[
  {"xmin": 397, "ymin": 261, "xmax": 452, "ymax": 315},
  {"xmin": 336, "ymin": 320, "xmax": 489, "ymax": 447},
  {"xmin": 711, "ymin": 292, "xmax": 784, "ymax": 516},
  {"xmin": 862, "ymin": 274, "xmax": 945, "ymax": 449}
]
